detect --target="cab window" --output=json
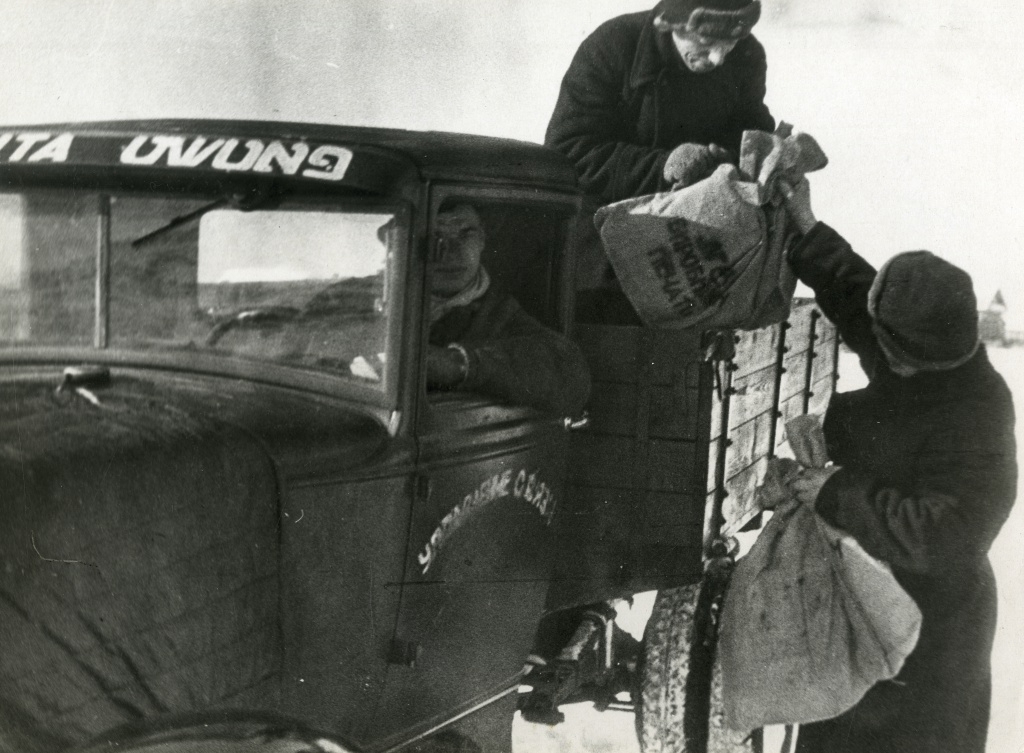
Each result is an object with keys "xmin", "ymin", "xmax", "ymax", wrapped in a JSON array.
[{"xmin": 429, "ymin": 197, "xmax": 574, "ymax": 332}]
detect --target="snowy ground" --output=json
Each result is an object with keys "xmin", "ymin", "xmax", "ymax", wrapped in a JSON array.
[{"xmin": 514, "ymin": 347, "xmax": 1024, "ymax": 752}]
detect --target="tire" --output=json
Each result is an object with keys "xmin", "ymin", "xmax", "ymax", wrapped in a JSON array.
[{"xmin": 636, "ymin": 584, "xmax": 752, "ymax": 753}]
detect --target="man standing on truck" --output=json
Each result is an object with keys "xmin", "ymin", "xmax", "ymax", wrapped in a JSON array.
[
  {"xmin": 545, "ymin": 0, "xmax": 775, "ymax": 313},
  {"xmin": 779, "ymin": 178, "xmax": 1017, "ymax": 753},
  {"xmin": 424, "ymin": 202, "xmax": 591, "ymax": 416}
]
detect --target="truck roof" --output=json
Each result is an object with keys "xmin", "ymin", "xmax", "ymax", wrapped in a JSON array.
[{"xmin": 0, "ymin": 119, "xmax": 581, "ymax": 193}]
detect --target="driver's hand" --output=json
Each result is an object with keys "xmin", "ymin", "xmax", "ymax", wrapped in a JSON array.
[{"xmin": 427, "ymin": 345, "xmax": 469, "ymax": 389}]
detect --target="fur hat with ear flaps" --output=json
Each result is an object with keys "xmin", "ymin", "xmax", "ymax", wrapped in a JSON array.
[
  {"xmin": 656, "ymin": 0, "xmax": 761, "ymax": 39},
  {"xmin": 867, "ymin": 250, "xmax": 981, "ymax": 373}
]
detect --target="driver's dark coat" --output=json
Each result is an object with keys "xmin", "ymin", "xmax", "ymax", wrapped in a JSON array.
[
  {"xmin": 544, "ymin": 9, "xmax": 774, "ymax": 205},
  {"xmin": 430, "ymin": 287, "xmax": 591, "ymax": 415},
  {"xmin": 790, "ymin": 223, "xmax": 1017, "ymax": 753}
]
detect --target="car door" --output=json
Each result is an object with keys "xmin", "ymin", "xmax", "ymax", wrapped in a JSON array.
[{"xmin": 372, "ymin": 190, "xmax": 579, "ymax": 744}]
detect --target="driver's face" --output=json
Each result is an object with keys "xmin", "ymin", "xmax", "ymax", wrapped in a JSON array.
[{"xmin": 430, "ymin": 205, "xmax": 485, "ymax": 297}]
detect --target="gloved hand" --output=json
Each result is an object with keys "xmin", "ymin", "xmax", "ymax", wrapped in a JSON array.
[
  {"xmin": 708, "ymin": 143, "xmax": 737, "ymax": 165},
  {"xmin": 788, "ymin": 465, "xmax": 842, "ymax": 508},
  {"xmin": 663, "ymin": 142, "xmax": 735, "ymax": 188},
  {"xmin": 755, "ymin": 457, "xmax": 803, "ymax": 511}
]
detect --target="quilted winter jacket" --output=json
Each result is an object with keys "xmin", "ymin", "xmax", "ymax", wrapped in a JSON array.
[
  {"xmin": 790, "ymin": 223, "xmax": 1018, "ymax": 753},
  {"xmin": 545, "ymin": 9, "xmax": 775, "ymax": 205}
]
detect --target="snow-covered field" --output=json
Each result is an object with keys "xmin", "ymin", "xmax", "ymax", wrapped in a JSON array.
[{"xmin": 515, "ymin": 347, "xmax": 1024, "ymax": 752}]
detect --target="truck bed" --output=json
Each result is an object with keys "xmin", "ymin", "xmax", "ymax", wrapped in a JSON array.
[{"xmin": 549, "ymin": 300, "xmax": 839, "ymax": 608}]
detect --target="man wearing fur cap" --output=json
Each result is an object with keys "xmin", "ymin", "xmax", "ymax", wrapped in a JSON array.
[
  {"xmin": 546, "ymin": 0, "xmax": 773, "ymax": 205},
  {"xmin": 545, "ymin": 0, "xmax": 774, "ymax": 314}
]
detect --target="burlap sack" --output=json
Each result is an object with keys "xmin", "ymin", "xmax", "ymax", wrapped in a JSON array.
[
  {"xmin": 594, "ymin": 125, "xmax": 828, "ymax": 330},
  {"xmin": 717, "ymin": 417, "xmax": 922, "ymax": 733}
]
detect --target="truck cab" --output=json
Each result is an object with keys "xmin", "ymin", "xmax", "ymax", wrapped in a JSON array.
[{"xmin": 0, "ymin": 122, "xmax": 837, "ymax": 753}]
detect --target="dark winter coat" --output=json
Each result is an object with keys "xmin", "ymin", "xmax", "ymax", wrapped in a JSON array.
[
  {"xmin": 790, "ymin": 223, "xmax": 1018, "ymax": 753},
  {"xmin": 544, "ymin": 9, "xmax": 775, "ymax": 205},
  {"xmin": 429, "ymin": 286, "xmax": 591, "ymax": 416}
]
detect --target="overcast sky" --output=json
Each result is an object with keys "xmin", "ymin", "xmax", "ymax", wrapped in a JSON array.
[{"xmin": 1, "ymin": 0, "xmax": 1022, "ymax": 320}]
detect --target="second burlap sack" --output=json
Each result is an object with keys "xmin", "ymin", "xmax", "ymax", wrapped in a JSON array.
[{"xmin": 717, "ymin": 415, "xmax": 922, "ymax": 732}]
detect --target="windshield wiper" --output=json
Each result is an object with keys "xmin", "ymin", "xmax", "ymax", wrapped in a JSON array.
[{"xmin": 131, "ymin": 198, "xmax": 230, "ymax": 248}]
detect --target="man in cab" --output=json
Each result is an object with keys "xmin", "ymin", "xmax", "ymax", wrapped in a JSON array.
[{"xmin": 425, "ymin": 202, "xmax": 591, "ymax": 416}]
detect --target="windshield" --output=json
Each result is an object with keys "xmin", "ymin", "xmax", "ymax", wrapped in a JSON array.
[{"xmin": 0, "ymin": 191, "xmax": 401, "ymax": 392}]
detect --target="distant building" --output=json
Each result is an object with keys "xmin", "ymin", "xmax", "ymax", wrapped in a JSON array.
[{"xmin": 980, "ymin": 291, "xmax": 1009, "ymax": 345}]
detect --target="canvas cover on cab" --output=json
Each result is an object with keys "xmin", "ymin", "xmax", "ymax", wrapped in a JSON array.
[
  {"xmin": 595, "ymin": 125, "xmax": 828, "ymax": 330},
  {"xmin": 0, "ymin": 386, "xmax": 282, "ymax": 751}
]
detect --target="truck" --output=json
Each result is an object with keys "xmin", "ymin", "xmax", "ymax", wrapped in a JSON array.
[{"xmin": 0, "ymin": 122, "xmax": 838, "ymax": 753}]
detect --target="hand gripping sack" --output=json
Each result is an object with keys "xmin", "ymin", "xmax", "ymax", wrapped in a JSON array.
[{"xmin": 594, "ymin": 125, "xmax": 828, "ymax": 330}]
